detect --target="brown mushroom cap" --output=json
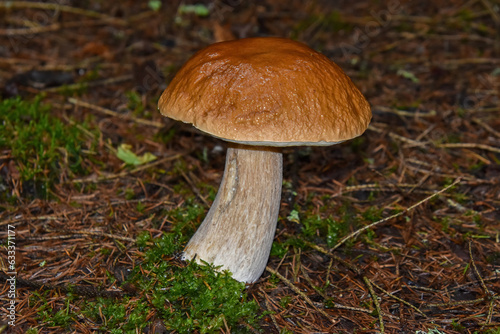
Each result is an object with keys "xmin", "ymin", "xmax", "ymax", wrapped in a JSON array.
[{"xmin": 158, "ymin": 37, "xmax": 371, "ymax": 146}]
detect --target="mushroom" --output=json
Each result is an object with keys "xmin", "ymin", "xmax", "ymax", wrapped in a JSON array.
[{"xmin": 158, "ymin": 37, "xmax": 371, "ymax": 283}]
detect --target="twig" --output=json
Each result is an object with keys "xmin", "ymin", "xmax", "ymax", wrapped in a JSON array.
[
  {"xmin": 260, "ymin": 288, "xmax": 281, "ymax": 332},
  {"xmin": 427, "ymin": 296, "xmax": 500, "ymax": 308},
  {"xmin": 68, "ymin": 98, "xmax": 164, "ymax": 128},
  {"xmin": 368, "ymin": 125, "xmax": 426, "ymax": 147},
  {"xmin": 180, "ymin": 170, "xmax": 210, "ymax": 207},
  {"xmin": 478, "ymin": 322, "xmax": 500, "ymax": 328},
  {"xmin": 394, "ymin": 32, "xmax": 496, "ymax": 45},
  {"xmin": 1, "ymin": 19, "xmax": 133, "ymax": 36},
  {"xmin": 327, "ymin": 302, "xmax": 380, "ymax": 315},
  {"xmin": 468, "ymin": 241, "xmax": 494, "ymax": 324},
  {"xmin": 0, "ymin": 271, "xmax": 126, "ymax": 298},
  {"xmin": 300, "ymin": 265, "xmax": 327, "ymax": 298},
  {"xmin": 265, "ymin": 266, "xmax": 337, "ymax": 325},
  {"xmin": 341, "ymin": 183, "xmax": 451, "ymax": 196},
  {"xmin": 479, "ymin": 0, "xmax": 500, "ymax": 23},
  {"xmin": 63, "ymin": 116, "xmax": 116, "ymax": 154},
  {"xmin": 473, "ymin": 118, "xmax": 500, "ymax": 138},
  {"xmin": 0, "ymin": 24, "xmax": 61, "ymax": 36},
  {"xmin": 470, "ymin": 106, "xmax": 500, "ymax": 113},
  {"xmin": 17, "ymin": 234, "xmax": 85, "ymax": 242},
  {"xmin": 0, "ymin": 1, "xmax": 126, "ymax": 23},
  {"xmin": 0, "ymin": 213, "xmax": 78, "ymax": 226},
  {"xmin": 371, "ymin": 281, "xmax": 427, "ymax": 318},
  {"xmin": 43, "ymin": 75, "xmax": 132, "ymax": 93},
  {"xmin": 372, "ymin": 123, "xmax": 500, "ymax": 154},
  {"xmin": 72, "ymin": 155, "xmax": 181, "ymax": 183},
  {"xmin": 49, "ymin": 229, "xmax": 136, "ymax": 243},
  {"xmin": 283, "ymin": 234, "xmax": 361, "ymax": 275},
  {"xmin": 363, "ymin": 277, "xmax": 384, "ymax": 333},
  {"xmin": 436, "ymin": 143, "xmax": 500, "ymax": 154},
  {"xmin": 373, "ymin": 106, "xmax": 437, "ymax": 118},
  {"xmin": 330, "ymin": 178, "xmax": 462, "ymax": 251}
]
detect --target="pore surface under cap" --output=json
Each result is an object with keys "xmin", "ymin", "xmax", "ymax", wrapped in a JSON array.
[{"xmin": 158, "ymin": 37, "xmax": 371, "ymax": 146}]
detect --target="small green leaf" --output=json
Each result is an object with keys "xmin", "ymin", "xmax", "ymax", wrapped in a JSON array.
[
  {"xmin": 491, "ymin": 67, "xmax": 500, "ymax": 76},
  {"xmin": 148, "ymin": 0, "xmax": 162, "ymax": 11},
  {"xmin": 397, "ymin": 69, "xmax": 420, "ymax": 83},
  {"xmin": 116, "ymin": 144, "xmax": 156, "ymax": 166},
  {"xmin": 287, "ymin": 210, "xmax": 300, "ymax": 223},
  {"xmin": 178, "ymin": 4, "xmax": 210, "ymax": 17}
]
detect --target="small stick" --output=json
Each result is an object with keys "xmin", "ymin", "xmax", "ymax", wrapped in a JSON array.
[
  {"xmin": 0, "ymin": 271, "xmax": 125, "ymax": 298},
  {"xmin": 468, "ymin": 241, "xmax": 494, "ymax": 324},
  {"xmin": 479, "ymin": 0, "xmax": 500, "ymax": 23},
  {"xmin": 63, "ymin": 117, "xmax": 116, "ymax": 154},
  {"xmin": 427, "ymin": 296, "xmax": 499, "ymax": 308},
  {"xmin": 0, "ymin": 24, "xmax": 61, "ymax": 36},
  {"xmin": 368, "ymin": 125, "xmax": 426, "ymax": 147},
  {"xmin": 472, "ymin": 118, "xmax": 500, "ymax": 138},
  {"xmin": 436, "ymin": 143, "xmax": 500, "ymax": 154},
  {"xmin": 330, "ymin": 178, "xmax": 461, "ymax": 251},
  {"xmin": 68, "ymin": 98, "xmax": 164, "ymax": 128},
  {"xmin": 49, "ymin": 229, "xmax": 136, "ymax": 243},
  {"xmin": 72, "ymin": 155, "xmax": 181, "ymax": 183},
  {"xmin": 180, "ymin": 170, "xmax": 210, "ymax": 207},
  {"xmin": 0, "ymin": 1, "xmax": 125, "ymax": 23},
  {"xmin": 300, "ymin": 265, "xmax": 327, "ymax": 298},
  {"xmin": 265, "ymin": 266, "xmax": 337, "ymax": 325},
  {"xmin": 259, "ymin": 288, "xmax": 281, "ymax": 332},
  {"xmin": 43, "ymin": 75, "xmax": 132, "ymax": 93},
  {"xmin": 363, "ymin": 276, "xmax": 384, "ymax": 333},
  {"xmin": 373, "ymin": 106, "xmax": 436, "ymax": 118},
  {"xmin": 327, "ymin": 302, "xmax": 380, "ymax": 315},
  {"xmin": 371, "ymin": 281, "xmax": 427, "ymax": 318},
  {"xmin": 282, "ymin": 235, "xmax": 361, "ymax": 275}
]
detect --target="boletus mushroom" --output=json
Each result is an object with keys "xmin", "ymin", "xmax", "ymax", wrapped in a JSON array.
[{"xmin": 158, "ymin": 37, "xmax": 371, "ymax": 283}]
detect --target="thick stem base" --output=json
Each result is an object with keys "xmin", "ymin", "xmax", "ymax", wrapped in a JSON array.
[{"xmin": 182, "ymin": 145, "xmax": 283, "ymax": 283}]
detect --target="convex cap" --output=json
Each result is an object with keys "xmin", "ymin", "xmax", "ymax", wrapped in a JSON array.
[{"xmin": 158, "ymin": 37, "xmax": 371, "ymax": 146}]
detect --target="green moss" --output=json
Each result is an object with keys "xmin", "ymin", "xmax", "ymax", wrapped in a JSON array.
[
  {"xmin": 300, "ymin": 214, "xmax": 350, "ymax": 248},
  {"xmin": 82, "ymin": 296, "xmax": 149, "ymax": 333},
  {"xmin": 100, "ymin": 248, "xmax": 112, "ymax": 255},
  {"xmin": 82, "ymin": 233, "xmax": 259, "ymax": 333},
  {"xmin": 0, "ymin": 96, "xmax": 94, "ymax": 197},
  {"xmin": 456, "ymin": 9, "xmax": 474, "ymax": 22},
  {"xmin": 271, "ymin": 236, "xmax": 306, "ymax": 258},
  {"xmin": 197, "ymin": 182, "xmax": 217, "ymax": 202},
  {"xmin": 362, "ymin": 206, "xmax": 383, "ymax": 222},
  {"xmin": 435, "ymin": 216, "xmax": 450, "ymax": 233},
  {"xmin": 124, "ymin": 187, "xmax": 135, "ymax": 200},
  {"xmin": 31, "ymin": 291, "xmax": 76, "ymax": 328},
  {"xmin": 126, "ymin": 91, "xmax": 145, "ymax": 115},
  {"xmin": 136, "ymin": 201, "xmax": 146, "ymax": 213},
  {"xmin": 34, "ymin": 230, "xmax": 260, "ymax": 332},
  {"xmin": 484, "ymin": 328, "xmax": 500, "ymax": 334},
  {"xmin": 59, "ymin": 82, "xmax": 89, "ymax": 96},
  {"xmin": 280, "ymin": 296, "xmax": 292, "ymax": 308},
  {"xmin": 326, "ymin": 218, "xmax": 350, "ymax": 248},
  {"xmin": 168, "ymin": 198, "xmax": 207, "ymax": 239},
  {"xmin": 451, "ymin": 320, "xmax": 466, "ymax": 331},
  {"xmin": 136, "ymin": 231, "xmax": 152, "ymax": 249}
]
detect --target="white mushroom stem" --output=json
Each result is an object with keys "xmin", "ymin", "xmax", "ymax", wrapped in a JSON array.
[{"xmin": 182, "ymin": 144, "xmax": 283, "ymax": 283}]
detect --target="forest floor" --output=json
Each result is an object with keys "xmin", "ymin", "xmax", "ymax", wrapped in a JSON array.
[{"xmin": 0, "ymin": 0, "xmax": 499, "ymax": 333}]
